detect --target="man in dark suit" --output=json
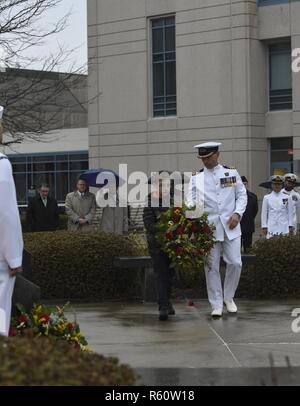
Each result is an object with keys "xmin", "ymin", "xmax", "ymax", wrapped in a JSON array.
[
  {"xmin": 26, "ymin": 183, "xmax": 59, "ymax": 232},
  {"xmin": 240, "ymin": 176, "xmax": 258, "ymax": 253}
]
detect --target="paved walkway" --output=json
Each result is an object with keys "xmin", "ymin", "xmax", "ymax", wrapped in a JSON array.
[{"xmin": 66, "ymin": 300, "xmax": 300, "ymax": 385}]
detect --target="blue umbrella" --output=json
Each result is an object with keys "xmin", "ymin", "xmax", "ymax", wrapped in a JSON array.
[{"xmin": 80, "ymin": 169, "xmax": 121, "ymax": 188}]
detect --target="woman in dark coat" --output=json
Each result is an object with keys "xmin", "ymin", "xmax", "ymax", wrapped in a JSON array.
[{"xmin": 143, "ymin": 177, "xmax": 175, "ymax": 321}]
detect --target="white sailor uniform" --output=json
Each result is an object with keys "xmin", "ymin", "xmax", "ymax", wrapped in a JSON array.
[
  {"xmin": 187, "ymin": 164, "xmax": 247, "ymax": 311},
  {"xmin": 282, "ymin": 188, "xmax": 300, "ymax": 234},
  {"xmin": 261, "ymin": 190, "xmax": 294, "ymax": 239},
  {"xmin": 0, "ymin": 152, "xmax": 24, "ymax": 336}
]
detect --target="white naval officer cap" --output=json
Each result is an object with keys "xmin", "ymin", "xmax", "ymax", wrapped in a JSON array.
[
  {"xmin": 284, "ymin": 173, "xmax": 298, "ymax": 182},
  {"xmin": 194, "ymin": 142, "xmax": 222, "ymax": 159},
  {"xmin": 0, "ymin": 106, "xmax": 3, "ymax": 120},
  {"xmin": 269, "ymin": 175, "xmax": 284, "ymax": 183}
]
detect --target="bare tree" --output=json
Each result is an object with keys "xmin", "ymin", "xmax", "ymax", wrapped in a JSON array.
[{"xmin": 0, "ymin": 0, "xmax": 87, "ymax": 145}]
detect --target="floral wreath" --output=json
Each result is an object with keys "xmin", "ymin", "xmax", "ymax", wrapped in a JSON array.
[
  {"xmin": 10, "ymin": 303, "xmax": 88, "ymax": 351},
  {"xmin": 156, "ymin": 204, "xmax": 216, "ymax": 273}
]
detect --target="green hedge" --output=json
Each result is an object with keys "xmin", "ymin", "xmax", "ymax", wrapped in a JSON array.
[
  {"xmin": 0, "ymin": 336, "xmax": 135, "ymax": 386},
  {"xmin": 172, "ymin": 235, "xmax": 300, "ymax": 299},
  {"xmin": 23, "ymin": 231, "xmax": 142, "ymax": 300},
  {"xmin": 20, "ymin": 213, "xmax": 68, "ymax": 232},
  {"xmin": 237, "ymin": 235, "xmax": 300, "ymax": 299},
  {"xmin": 24, "ymin": 230, "xmax": 300, "ymax": 301}
]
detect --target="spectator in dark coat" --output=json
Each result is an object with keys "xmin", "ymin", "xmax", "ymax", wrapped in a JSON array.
[
  {"xmin": 26, "ymin": 183, "xmax": 59, "ymax": 232},
  {"xmin": 240, "ymin": 176, "xmax": 258, "ymax": 253},
  {"xmin": 143, "ymin": 175, "xmax": 175, "ymax": 321}
]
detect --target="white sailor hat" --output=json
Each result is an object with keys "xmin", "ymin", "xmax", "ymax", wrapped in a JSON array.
[
  {"xmin": 0, "ymin": 106, "xmax": 3, "ymax": 120},
  {"xmin": 269, "ymin": 175, "xmax": 284, "ymax": 183},
  {"xmin": 284, "ymin": 173, "xmax": 298, "ymax": 182},
  {"xmin": 194, "ymin": 142, "xmax": 222, "ymax": 159}
]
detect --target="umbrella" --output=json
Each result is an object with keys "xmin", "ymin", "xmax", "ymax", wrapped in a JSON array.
[
  {"xmin": 80, "ymin": 169, "xmax": 121, "ymax": 188},
  {"xmin": 259, "ymin": 181, "xmax": 272, "ymax": 189},
  {"xmin": 259, "ymin": 180, "xmax": 300, "ymax": 189}
]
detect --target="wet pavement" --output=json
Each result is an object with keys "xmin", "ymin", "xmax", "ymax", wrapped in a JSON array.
[{"xmin": 65, "ymin": 300, "xmax": 300, "ymax": 385}]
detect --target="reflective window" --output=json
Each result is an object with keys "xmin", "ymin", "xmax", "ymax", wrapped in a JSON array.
[
  {"xmin": 269, "ymin": 42, "xmax": 292, "ymax": 111},
  {"xmin": 8, "ymin": 151, "xmax": 88, "ymax": 204},
  {"xmin": 270, "ymin": 137, "xmax": 293, "ymax": 175},
  {"xmin": 258, "ymin": 1, "xmax": 289, "ymax": 5},
  {"xmin": 152, "ymin": 16, "xmax": 176, "ymax": 117}
]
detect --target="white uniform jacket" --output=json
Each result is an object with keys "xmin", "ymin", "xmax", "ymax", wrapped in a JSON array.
[
  {"xmin": 186, "ymin": 164, "xmax": 247, "ymax": 241},
  {"xmin": 261, "ymin": 190, "xmax": 294, "ymax": 239},
  {"xmin": 0, "ymin": 153, "xmax": 23, "ymax": 268},
  {"xmin": 282, "ymin": 188, "xmax": 300, "ymax": 232}
]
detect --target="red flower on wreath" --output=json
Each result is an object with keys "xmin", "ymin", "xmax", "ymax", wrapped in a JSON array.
[
  {"xmin": 39, "ymin": 314, "xmax": 50, "ymax": 324},
  {"xmin": 176, "ymin": 226, "xmax": 185, "ymax": 235},
  {"xmin": 165, "ymin": 232, "xmax": 173, "ymax": 240},
  {"xmin": 202, "ymin": 224, "xmax": 211, "ymax": 234},
  {"xmin": 175, "ymin": 247, "xmax": 184, "ymax": 255},
  {"xmin": 67, "ymin": 322, "xmax": 74, "ymax": 332},
  {"xmin": 192, "ymin": 222, "xmax": 200, "ymax": 232},
  {"xmin": 18, "ymin": 314, "xmax": 26, "ymax": 323}
]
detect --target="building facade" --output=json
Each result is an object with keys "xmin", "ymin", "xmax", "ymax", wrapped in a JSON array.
[
  {"xmin": 87, "ymin": 0, "xmax": 300, "ymax": 199},
  {"xmin": 0, "ymin": 68, "xmax": 88, "ymax": 205}
]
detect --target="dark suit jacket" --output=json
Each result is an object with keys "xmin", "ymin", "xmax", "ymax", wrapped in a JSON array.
[
  {"xmin": 26, "ymin": 195, "xmax": 59, "ymax": 232},
  {"xmin": 143, "ymin": 195, "xmax": 174, "ymax": 256},
  {"xmin": 241, "ymin": 190, "xmax": 258, "ymax": 234}
]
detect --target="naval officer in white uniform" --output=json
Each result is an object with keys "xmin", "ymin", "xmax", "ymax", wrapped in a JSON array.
[
  {"xmin": 0, "ymin": 106, "xmax": 23, "ymax": 336},
  {"xmin": 186, "ymin": 142, "xmax": 247, "ymax": 317},
  {"xmin": 261, "ymin": 175, "xmax": 294, "ymax": 239},
  {"xmin": 282, "ymin": 173, "xmax": 300, "ymax": 234}
]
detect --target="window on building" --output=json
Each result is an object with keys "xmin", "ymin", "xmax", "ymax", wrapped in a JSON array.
[
  {"xmin": 258, "ymin": 1, "xmax": 290, "ymax": 6},
  {"xmin": 9, "ymin": 151, "xmax": 88, "ymax": 205},
  {"xmin": 270, "ymin": 137, "xmax": 293, "ymax": 175},
  {"xmin": 269, "ymin": 42, "xmax": 292, "ymax": 111},
  {"xmin": 151, "ymin": 16, "xmax": 176, "ymax": 117}
]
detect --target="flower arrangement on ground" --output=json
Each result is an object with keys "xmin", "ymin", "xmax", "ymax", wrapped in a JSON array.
[
  {"xmin": 156, "ymin": 205, "xmax": 216, "ymax": 273},
  {"xmin": 10, "ymin": 303, "xmax": 88, "ymax": 351}
]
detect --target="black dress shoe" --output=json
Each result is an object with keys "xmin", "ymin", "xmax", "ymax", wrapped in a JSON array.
[
  {"xmin": 158, "ymin": 306, "xmax": 169, "ymax": 321},
  {"xmin": 168, "ymin": 302, "xmax": 175, "ymax": 315}
]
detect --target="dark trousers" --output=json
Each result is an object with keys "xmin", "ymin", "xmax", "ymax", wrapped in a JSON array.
[
  {"xmin": 151, "ymin": 251, "xmax": 172, "ymax": 307},
  {"xmin": 241, "ymin": 233, "xmax": 253, "ymax": 253}
]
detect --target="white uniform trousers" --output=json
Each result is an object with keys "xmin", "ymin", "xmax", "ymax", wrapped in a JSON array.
[
  {"xmin": 204, "ymin": 235, "xmax": 241, "ymax": 310},
  {"xmin": 0, "ymin": 261, "xmax": 16, "ymax": 336}
]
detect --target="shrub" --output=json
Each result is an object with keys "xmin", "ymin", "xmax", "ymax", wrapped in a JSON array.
[
  {"xmin": 23, "ymin": 231, "xmax": 142, "ymax": 300},
  {"xmin": 0, "ymin": 336, "xmax": 135, "ymax": 386},
  {"xmin": 237, "ymin": 235, "xmax": 300, "ymax": 299},
  {"xmin": 127, "ymin": 231, "xmax": 149, "ymax": 255},
  {"xmin": 171, "ymin": 235, "xmax": 300, "ymax": 300}
]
